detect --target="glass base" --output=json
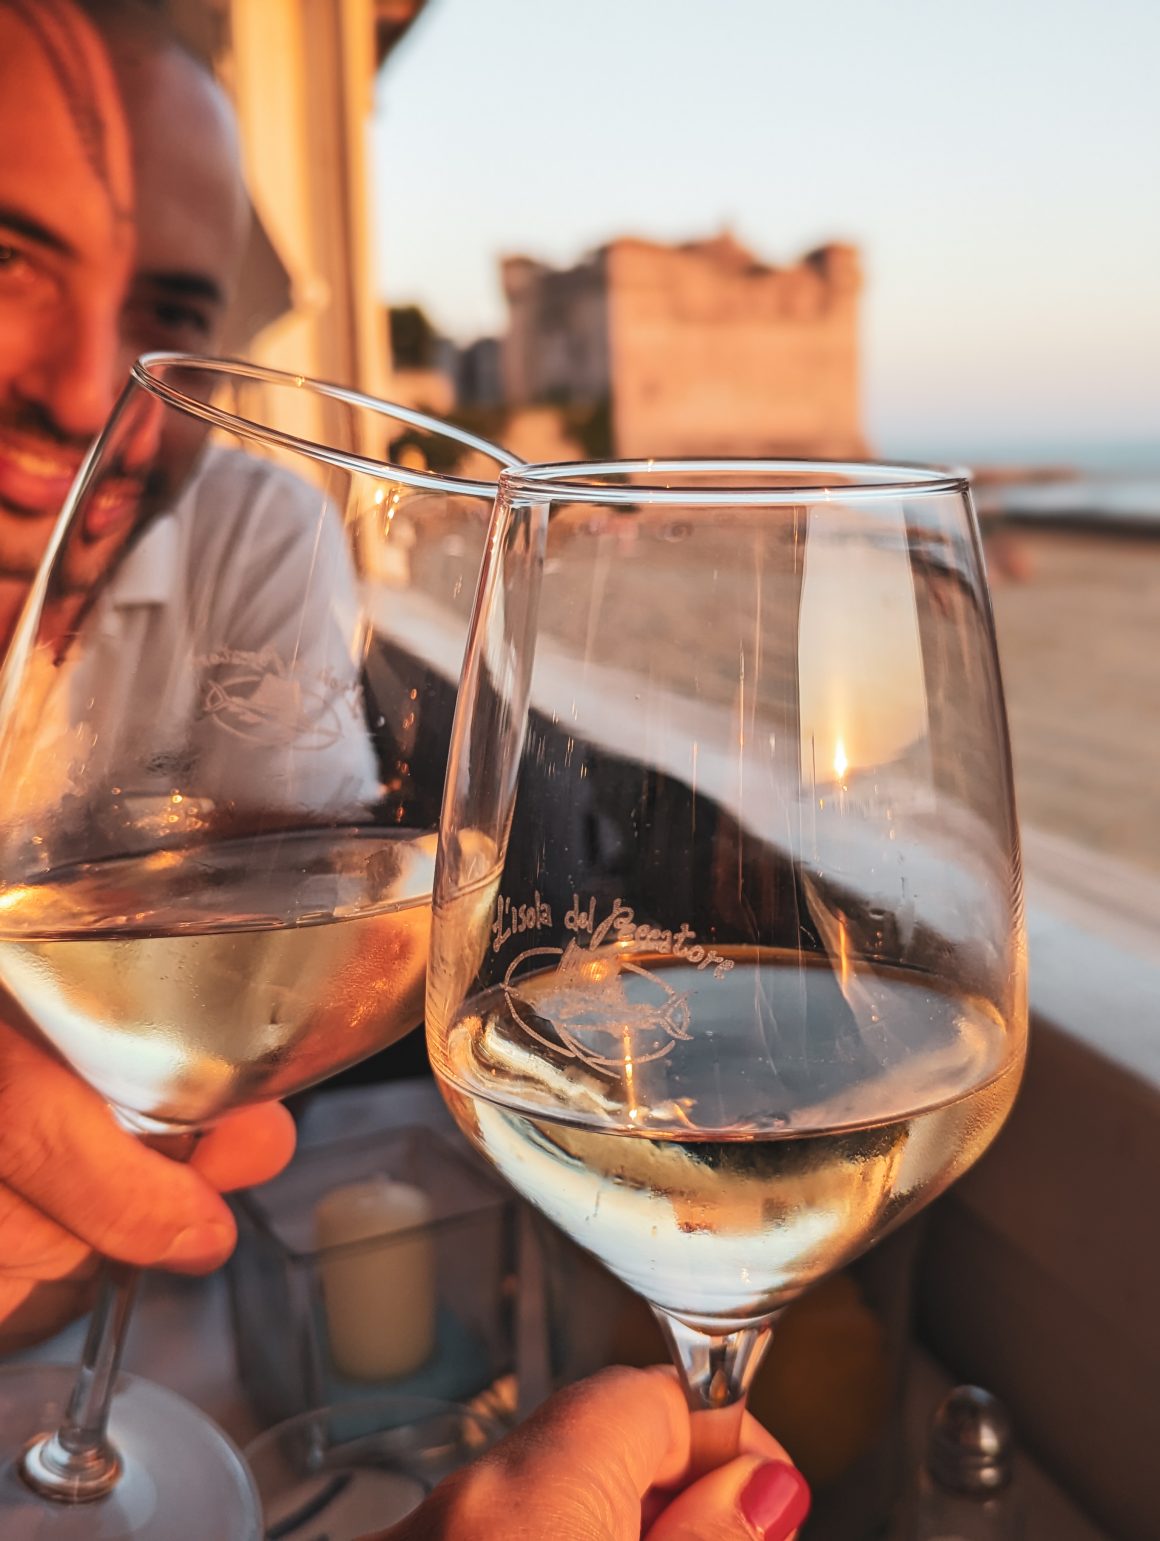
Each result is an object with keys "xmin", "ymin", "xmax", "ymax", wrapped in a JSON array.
[
  {"xmin": 0, "ymin": 1365, "xmax": 261, "ymax": 1540},
  {"xmin": 245, "ymin": 1393, "xmax": 500, "ymax": 1539}
]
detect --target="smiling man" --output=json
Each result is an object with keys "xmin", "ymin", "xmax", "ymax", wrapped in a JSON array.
[
  {"xmin": 0, "ymin": 0, "xmax": 295, "ymax": 1349},
  {"xmin": 0, "ymin": 0, "xmax": 253, "ymax": 645},
  {"xmin": 0, "ymin": 0, "xmax": 136, "ymax": 640},
  {"xmin": 104, "ymin": 0, "xmax": 251, "ymax": 363}
]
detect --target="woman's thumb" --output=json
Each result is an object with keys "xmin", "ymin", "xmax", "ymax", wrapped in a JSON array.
[{"xmin": 645, "ymin": 1454, "xmax": 810, "ymax": 1541}]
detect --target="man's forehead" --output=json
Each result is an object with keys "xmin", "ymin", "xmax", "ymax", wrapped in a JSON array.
[
  {"xmin": 124, "ymin": 46, "xmax": 248, "ymax": 306},
  {"xmin": 0, "ymin": 1, "xmax": 134, "ymax": 234}
]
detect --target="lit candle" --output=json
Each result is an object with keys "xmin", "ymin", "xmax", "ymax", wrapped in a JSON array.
[{"xmin": 314, "ymin": 1177, "xmax": 436, "ymax": 1381}]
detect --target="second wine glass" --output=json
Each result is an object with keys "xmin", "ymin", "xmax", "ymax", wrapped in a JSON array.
[
  {"xmin": 427, "ymin": 459, "xmax": 1028, "ymax": 1476},
  {"xmin": 0, "ymin": 354, "xmax": 516, "ymax": 1539}
]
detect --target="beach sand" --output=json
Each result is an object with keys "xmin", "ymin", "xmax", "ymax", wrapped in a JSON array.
[
  {"xmin": 412, "ymin": 510, "xmax": 1159, "ymax": 879},
  {"xmin": 988, "ymin": 526, "xmax": 1160, "ymax": 877}
]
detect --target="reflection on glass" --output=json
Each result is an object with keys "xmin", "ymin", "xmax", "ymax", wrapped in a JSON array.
[{"xmin": 796, "ymin": 500, "xmax": 931, "ymax": 785}]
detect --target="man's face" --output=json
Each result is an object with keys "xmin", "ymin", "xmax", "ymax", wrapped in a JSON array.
[
  {"xmin": 1, "ymin": 6, "xmax": 251, "ymax": 609},
  {"xmin": 101, "ymin": 34, "xmax": 251, "ymax": 556},
  {"xmin": 0, "ymin": 0, "xmax": 137, "ymax": 580},
  {"xmin": 117, "ymin": 38, "xmax": 249, "ymax": 372}
]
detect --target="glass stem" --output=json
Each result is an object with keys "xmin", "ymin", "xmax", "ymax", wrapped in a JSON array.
[
  {"xmin": 20, "ymin": 1126, "xmax": 200, "ymax": 1504},
  {"xmin": 653, "ymin": 1308, "xmax": 777, "ymax": 1479}
]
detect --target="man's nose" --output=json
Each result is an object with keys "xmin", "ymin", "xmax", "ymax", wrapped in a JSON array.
[{"xmin": 17, "ymin": 299, "xmax": 123, "ymax": 445}]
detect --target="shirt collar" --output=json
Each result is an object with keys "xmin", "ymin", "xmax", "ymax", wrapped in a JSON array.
[{"xmin": 105, "ymin": 510, "xmax": 182, "ymax": 608}]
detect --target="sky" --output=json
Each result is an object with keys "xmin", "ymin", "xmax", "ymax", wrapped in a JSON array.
[{"xmin": 371, "ymin": 0, "xmax": 1160, "ymax": 458}]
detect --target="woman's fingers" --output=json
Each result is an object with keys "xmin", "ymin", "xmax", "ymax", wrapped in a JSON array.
[
  {"xmin": 634, "ymin": 1399, "xmax": 794, "ymax": 1528},
  {"xmin": 370, "ymin": 1367, "xmax": 811, "ymax": 1541},
  {"xmin": 645, "ymin": 1454, "xmax": 810, "ymax": 1541},
  {"xmin": 381, "ymin": 1366, "xmax": 690, "ymax": 1540},
  {"xmin": 737, "ymin": 1411, "xmax": 795, "ymax": 1465},
  {"xmin": 641, "ymin": 1408, "xmax": 793, "ymax": 1531}
]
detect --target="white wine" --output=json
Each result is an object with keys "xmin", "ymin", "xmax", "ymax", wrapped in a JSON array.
[
  {"xmin": 431, "ymin": 944, "xmax": 1023, "ymax": 1330},
  {"xmin": 0, "ymin": 829, "xmax": 436, "ymax": 1126}
]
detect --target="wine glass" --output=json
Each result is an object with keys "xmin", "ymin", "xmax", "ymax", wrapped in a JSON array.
[
  {"xmin": 245, "ymin": 1394, "xmax": 499, "ymax": 1538},
  {"xmin": 427, "ymin": 459, "xmax": 1028, "ymax": 1478},
  {"xmin": 0, "ymin": 354, "xmax": 516, "ymax": 1539}
]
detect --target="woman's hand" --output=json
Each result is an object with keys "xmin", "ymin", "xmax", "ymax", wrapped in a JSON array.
[
  {"xmin": 371, "ymin": 1365, "xmax": 810, "ymax": 1541},
  {"xmin": 0, "ymin": 1020, "xmax": 295, "ymax": 1351}
]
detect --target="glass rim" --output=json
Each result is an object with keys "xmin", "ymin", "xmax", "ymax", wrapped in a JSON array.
[
  {"xmin": 242, "ymin": 1393, "xmax": 492, "ymax": 1458},
  {"xmin": 498, "ymin": 456, "xmax": 972, "ymax": 506},
  {"xmin": 131, "ymin": 352, "xmax": 520, "ymax": 497}
]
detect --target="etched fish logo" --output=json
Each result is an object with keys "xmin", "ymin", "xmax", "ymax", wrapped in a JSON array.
[
  {"xmin": 502, "ymin": 937, "xmax": 692, "ymax": 1073},
  {"xmin": 200, "ymin": 668, "xmax": 342, "ymax": 749}
]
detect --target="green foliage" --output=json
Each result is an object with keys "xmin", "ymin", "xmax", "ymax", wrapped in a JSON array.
[
  {"xmin": 388, "ymin": 305, "xmax": 437, "ymax": 370},
  {"xmin": 386, "ymin": 427, "xmax": 467, "ymax": 475},
  {"xmin": 445, "ymin": 403, "xmax": 510, "ymax": 447},
  {"xmin": 566, "ymin": 397, "xmax": 613, "ymax": 459},
  {"xmin": 385, "ymin": 398, "xmax": 614, "ymax": 470}
]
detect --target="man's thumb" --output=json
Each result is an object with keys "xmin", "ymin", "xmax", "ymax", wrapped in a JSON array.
[{"xmin": 645, "ymin": 1455, "xmax": 810, "ymax": 1541}]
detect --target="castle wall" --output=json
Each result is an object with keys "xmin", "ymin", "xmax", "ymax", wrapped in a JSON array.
[
  {"xmin": 502, "ymin": 254, "xmax": 611, "ymax": 407},
  {"xmin": 499, "ymin": 234, "xmax": 864, "ymax": 460},
  {"xmin": 607, "ymin": 239, "xmax": 863, "ymax": 459}
]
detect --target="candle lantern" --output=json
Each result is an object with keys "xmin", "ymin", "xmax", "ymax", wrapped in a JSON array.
[{"xmin": 228, "ymin": 1126, "xmax": 516, "ymax": 1429}]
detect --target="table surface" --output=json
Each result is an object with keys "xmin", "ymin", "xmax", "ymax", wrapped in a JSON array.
[{"xmin": 14, "ymin": 1079, "xmax": 1107, "ymax": 1540}]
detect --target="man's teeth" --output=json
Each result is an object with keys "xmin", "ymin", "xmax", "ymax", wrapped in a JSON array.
[{"xmin": 0, "ymin": 438, "xmax": 80, "ymax": 479}]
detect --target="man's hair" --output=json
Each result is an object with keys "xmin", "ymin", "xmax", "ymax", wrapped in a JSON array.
[
  {"xmin": 78, "ymin": 0, "xmax": 207, "ymax": 73},
  {"xmin": 0, "ymin": 0, "xmax": 132, "ymax": 209}
]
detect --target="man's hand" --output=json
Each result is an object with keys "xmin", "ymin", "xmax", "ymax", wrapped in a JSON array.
[{"xmin": 0, "ymin": 1023, "xmax": 295, "ymax": 1352}]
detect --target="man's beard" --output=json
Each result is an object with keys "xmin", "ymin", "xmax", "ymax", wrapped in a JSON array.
[
  {"xmin": 0, "ymin": 399, "xmax": 95, "ymax": 580},
  {"xmin": 0, "ymin": 394, "xmax": 169, "ymax": 591},
  {"xmin": 49, "ymin": 459, "xmax": 170, "ymax": 604}
]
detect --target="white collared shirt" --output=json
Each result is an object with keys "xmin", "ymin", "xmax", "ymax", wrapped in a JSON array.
[{"xmin": 8, "ymin": 448, "xmax": 380, "ymax": 856}]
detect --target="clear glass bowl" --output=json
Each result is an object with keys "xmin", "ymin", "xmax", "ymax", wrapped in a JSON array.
[
  {"xmin": 245, "ymin": 1395, "xmax": 498, "ymax": 1540},
  {"xmin": 228, "ymin": 1126, "xmax": 516, "ymax": 1428}
]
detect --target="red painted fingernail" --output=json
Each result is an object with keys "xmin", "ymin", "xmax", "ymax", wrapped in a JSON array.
[{"xmin": 740, "ymin": 1460, "xmax": 811, "ymax": 1539}]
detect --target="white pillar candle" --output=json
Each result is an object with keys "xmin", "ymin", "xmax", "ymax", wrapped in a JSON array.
[{"xmin": 314, "ymin": 1176, "xmax": 436, "ymax": 1381}]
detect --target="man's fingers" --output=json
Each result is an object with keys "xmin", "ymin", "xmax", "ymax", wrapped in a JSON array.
[
  {"xmin": 0, "ymin": 1183, "xmax": 93, "ymax": 1279},
  {"xmin": 191, "ymin": 1102, "xmax": 296, "ymax": 1193},
  {"xmin": 0, "ymin": 1029, "xmax": 235, "ymax": 1271},
  {"xmin": 0, "ymin": 1273, "xmax": 100, "ymax": 1355},
  {"xmin": 645, "ymin": 1454, "xmax": 810, "ymax": 1541}
]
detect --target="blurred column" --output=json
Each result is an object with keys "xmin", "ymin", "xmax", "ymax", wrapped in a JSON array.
[
  {"xmin": 168, "ymin": 0, "xmax": 427, "ymax": 419},
  {"xmin": 225, "ymin": 0, "xmax": 386, "ymax": 399}
]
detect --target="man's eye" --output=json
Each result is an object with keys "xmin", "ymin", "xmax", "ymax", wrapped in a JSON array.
[
  {"xmin": 0, "ymin": 243, "xmax": 35, "ymax": 286},
  {"xmin": 153, "ymin": 303, "xmax": 211, "ymax": 337},
  {"xmin": 121, "ymin": 297, "xmax": 215, "ymax": 350},
  {"xmin": 0, "ymin": 243, "xmax": 57, "ymax": 307}
]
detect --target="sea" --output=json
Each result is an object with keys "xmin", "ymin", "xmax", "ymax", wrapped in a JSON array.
[{"xmin": 880, "ymin": 439, "xmax": 1160, "ymax": 530}]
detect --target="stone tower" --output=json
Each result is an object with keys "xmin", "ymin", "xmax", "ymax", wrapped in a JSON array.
[{"xmin": 501, "ymin": 232, "xmax": 864, "ymax": 458}]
